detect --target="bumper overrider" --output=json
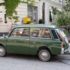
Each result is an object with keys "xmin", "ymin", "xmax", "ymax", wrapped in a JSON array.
[{"xmin": 61, "ymin": 42, "xmax": 70, "ymax": 54}]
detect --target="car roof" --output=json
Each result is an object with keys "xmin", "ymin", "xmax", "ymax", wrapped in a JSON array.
[{"xmin": 13, "ymin": 24, "xmax": 57, "ymax": 29}]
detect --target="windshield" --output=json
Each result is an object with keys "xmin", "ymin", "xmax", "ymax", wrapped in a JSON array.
[
  {"xmin": 55, "ymin": 29, "xmax": 69, "ymax": 44},
  {"xmin": 56, "ymin": 29, "xmax": 66, "ymax": 37}
]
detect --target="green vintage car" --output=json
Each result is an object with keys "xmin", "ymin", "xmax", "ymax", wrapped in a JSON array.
[{"xmin": 0, "ymin": 24, "xmax": 68, "ymax": 61}]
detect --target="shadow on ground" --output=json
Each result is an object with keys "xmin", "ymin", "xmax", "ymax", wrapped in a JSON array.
[
  {"xmin": 3, "ymin": 54, "xmax": 70, "ymax": 65},
  {"xmin": 4, "ymin": 54, "xmax": 59, "ymax": 62}
]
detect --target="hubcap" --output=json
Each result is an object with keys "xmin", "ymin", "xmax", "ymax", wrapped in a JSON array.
[{"xmin": 39, "ymin": 50, "xmax": 50, "ymax": 61}]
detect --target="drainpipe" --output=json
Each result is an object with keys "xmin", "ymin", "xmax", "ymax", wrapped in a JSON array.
[
  {"xmin": 4, "ymin": 0, "xmax": 7, "ymax": 23},
  {"xmin": 42, "ymin": 2, "xmax": 45, "ymax": 24}
]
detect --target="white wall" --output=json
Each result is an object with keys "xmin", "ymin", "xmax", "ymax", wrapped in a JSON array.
[
  {"xmin": 37, "ymin": 0, "xmax": 62, "ymax": 25},
  {"xmin": 45, "ymin": 2, "xmax": 50, "ymax": 25},
  {"xmin": 0, "ymin": 6, "xmax": 5, "ymax": 23},
  {"xmin": 37, "ymin": 1, "xmax": 43, "ymax": 21},
  {"xmin": 0, "ymin": 0, "xmax": 62, "ymax": 33},
  {"xmin": 0, "ymin": 0, "xmax": 4, "ymax": 3},
  {"xmin": 37, "ymin": 1, "xmax": 51, "ymax": 25},
  {"xmin": 0, "ymin": 5, "xmax": 11, "ymax": 33},
  {"xmin": 0, "ymin": 3, "xmax": 28, "ymax": 33},
  {"xmin": 0, "ymin": 23, "xmax": 12, "ymax": 32},
  {"xmin": 15, "ymin": 3, "xmax": 27, "ymax": 23}
]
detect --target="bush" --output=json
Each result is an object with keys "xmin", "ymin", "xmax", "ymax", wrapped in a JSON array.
[{"xmin": 56, "ymin": 13, "xmax": 70, "ymax": 26}]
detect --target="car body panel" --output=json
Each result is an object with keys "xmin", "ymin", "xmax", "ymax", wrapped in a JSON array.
[
  {"xmin": 3, "ymin": 37, "xmax": 61, "ymax": 55},
  {"xmin": 0, "ymin": 25, "xmax": 68, "ymax": 55}
]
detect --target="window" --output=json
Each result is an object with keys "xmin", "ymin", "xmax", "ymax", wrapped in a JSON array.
[
  {"xmin": 30, "ymin": 28, "xmax": 41, "ymax": 37},
  {"xmin": 51, "ymin": 29, "xmax": 58, "ymax": 39},
  {"xmin": 11, "ymin": 28, "xmax": 30, "ymax": 37},
  {"xmin": 30, "ymin": 28, "xmax": 51, "ymax": 39},
  {"xmin": 49, "ymin": 11, "xmax": 52, "ymax": 22},
  {"xmin": 41, "ymin": 28, "xmax": 51, "ymax": 38},
  {"xmin": 28, "ymin": 5, "xmax": 38, "ymax": 24}
]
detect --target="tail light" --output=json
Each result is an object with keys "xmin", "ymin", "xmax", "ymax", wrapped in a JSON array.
[
  {"xmin": 61, "ymin": 42, "xmax": 64, "ymax": 48},
  {"xmin": 61, "ymin": 42, "xmax": 64, "ymax": 54}
]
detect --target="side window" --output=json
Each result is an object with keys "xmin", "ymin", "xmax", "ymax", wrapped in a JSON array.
[
  {"xmin": 11, "ymin": 28, "xmax": 30, "ymax": 37},
  {"xmin": 56, "ymin": 32, "xmax": 63, "ymax": 41},
  {"xmin": 51, "ymin": 29, "xmax": 58, "ymax": 39},
  {"xmin": 41, "ymin": 28, "xmax": 51, "ymax": 38},
  {"xmin": 30, "ymin": 28, "xmax": 41, "ymax": 37},
  {"xmin": 30, "ymin": 28, "xmax": 51, "ymax": 39}
]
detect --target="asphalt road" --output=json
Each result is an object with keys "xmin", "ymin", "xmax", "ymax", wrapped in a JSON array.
[{"xmin": 0, "ymin": 54, "xmax": 70, "ymax": 70}]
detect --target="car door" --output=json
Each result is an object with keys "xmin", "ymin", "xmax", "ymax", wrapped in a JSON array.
[
  {"xmin": 6, "ymin": 27, "xmax": 30, "ymax": 54},
  {"xmin": 29, "ymin": 27, "xmax": 43, "ymax": 55},
  {"xmin": 29, "ymin": 27, "xmax": 61, "ymax": 55},
  {"xmin": 30, "ymin": 27, "xmax": 53, "ymax": 46}
]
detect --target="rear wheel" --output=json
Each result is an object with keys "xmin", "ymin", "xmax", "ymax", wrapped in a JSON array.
[
  {"xmin": 38, "ymin": 49, "xmax": 51, "ymax": 62},
  {"xmin": 0, "ymin": 45, "xmax": 6, "ymax": 57}
]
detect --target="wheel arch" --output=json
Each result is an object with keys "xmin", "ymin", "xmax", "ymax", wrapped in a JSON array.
[
  {"xmin": 0, "ymin": 43, "xmax": 7, "ymax": 56},
  {"xmin": 37, "ymin": 46, "xmax": 52, "ymax": 55},
  {"xmin": 0, "ymin": 43, "xmax": 6, "ymax": 50},
  {"xmin": 0, "ymin": 43, "xmax": 4, "ymax": 47}
]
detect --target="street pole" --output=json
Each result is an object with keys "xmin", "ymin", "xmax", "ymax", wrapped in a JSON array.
[{"xmin": 4, "ymin": 0, "xmax": 7, "ymax": 23}]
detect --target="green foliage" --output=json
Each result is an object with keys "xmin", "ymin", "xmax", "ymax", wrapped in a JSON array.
[
  {"xmin": 5, "ymin": 0, "xmax": 20, "ymax": 16},
  {"xmin": 56, "ymin": 0, "xmax": 70, "ymax": 27},
  {"xmin": 57, "ymin": 15, "xmax": 65, "ymax": 26},
  {"xmin": 52, "ymin": 7, "xmax": 62, "ymax": 15},
  {"xmin": 56, "ymin": 13, "xmax": 70, "ymax": 26},
  {"xmin": 64, "ymin": 0, "xmax": 70, "ymax": 11},
  {"xmin": 52, "ymin": 7, "xmax": 58, "ymax": 15},
  {"xmin": 5, "ymin": 0, "xmax": 35, "ymax": 16}
]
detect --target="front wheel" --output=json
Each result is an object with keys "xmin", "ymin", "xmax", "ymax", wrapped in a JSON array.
[
  {"xmin": 38, "ymin": 49, "xmax": 51, "ymax": 62},
  {"xmin": 0, "ymin": 45, "xmax": 6, "ymax": 57}
]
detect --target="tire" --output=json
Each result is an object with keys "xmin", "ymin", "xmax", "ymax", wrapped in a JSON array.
[
  {"xmin": 38, "ymin": 49, "xmax": 51, "ymax": 62},
  {"xmin": 0, "ymin": 45, "xmax": 6, "ymax": 57}
]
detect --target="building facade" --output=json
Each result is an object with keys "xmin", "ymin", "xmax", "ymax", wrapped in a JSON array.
[
  {"xmin": 14, "ymin": 0, "xmax": 63, "ymax": 25},
  {"xmin": 0, "ymin": 0, "xmax": 12, "ymax": 35},
  {"xmin": 0, "ymin": 0, "xmax": 64, "ymax": 34},
  {"xmin": 0, "ymin": 0, "xmax": 5, "ymax": 24}
]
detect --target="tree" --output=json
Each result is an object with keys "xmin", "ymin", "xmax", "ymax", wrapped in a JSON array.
[
  {"xmin": 5, "ymin": 0, "xmax": 20, "ymax": 16},
  {"xmin": 64, "ymin": 0, "xmax": 70, "ymax": 12},
  {"xmin": 56, "ymin": 0, "xmax": 70, "ymax": 26},
  {"xmin": 56, "ymin": 13, "xmax": 70, "ymax": 26},
  {"xmin": 5, "ymin": 0, "xmax": 35, "ymax": 16},
  {"xmin": 55, "ymin": 0, "xmax": 70, "ymax": 33}
]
